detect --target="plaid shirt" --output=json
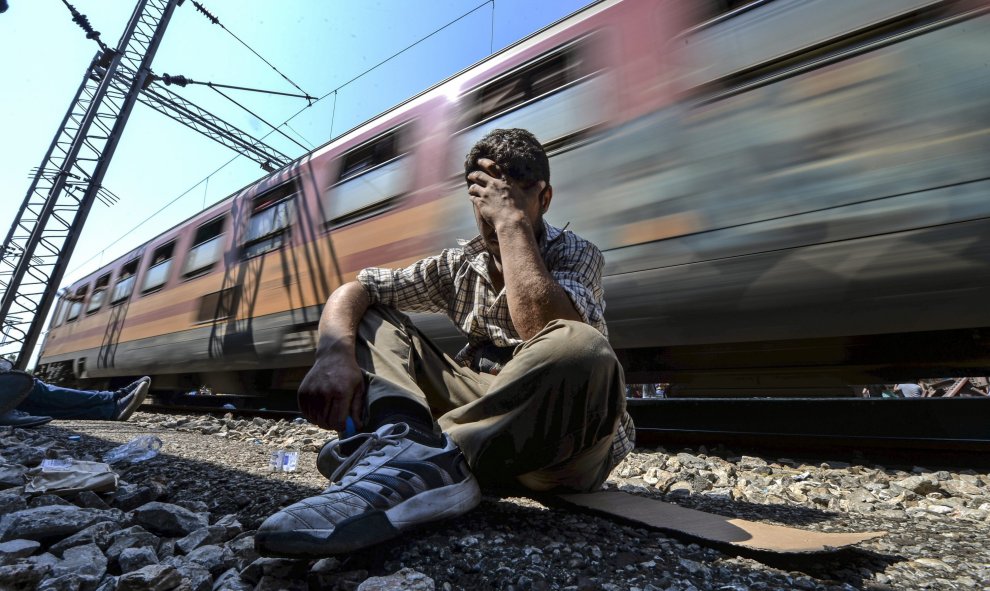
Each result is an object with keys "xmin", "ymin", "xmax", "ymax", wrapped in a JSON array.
[
  {"xmin": 358, "ymin": 220, "xmax": 634, "ymax": 471},
  {"xmin": 357, "ymin": 219, "xmax": 607, "ymax": 358}
]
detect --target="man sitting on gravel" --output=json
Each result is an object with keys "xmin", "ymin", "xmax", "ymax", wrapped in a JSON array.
[
  {"xmin": 0, "ymin": 358, "xmax": 151, "ymax": 427},
  {"xmin": 255, "ymin": 128, "xmax": 634, "ymax": 558}
]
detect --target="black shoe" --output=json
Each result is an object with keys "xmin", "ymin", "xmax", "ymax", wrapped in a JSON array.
[
  {"xmin": 0, "ymin": 409, "xmax": 53, "ymax": 428},
  {"xmin": 255, "ymin": 423, "xmax": 480, "ymax": 558},
  {"xmin": 114, "ymin": 377, "xmax": 151, "ymax": 421},
  {"xmin": 0, "ymin": 370, "xmax": 35, "ymax": 415}
]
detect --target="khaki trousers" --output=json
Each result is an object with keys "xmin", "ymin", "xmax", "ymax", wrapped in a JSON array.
[{"xmin": 356, "ymin": 305, "xmax": 626, "ymax": 492}]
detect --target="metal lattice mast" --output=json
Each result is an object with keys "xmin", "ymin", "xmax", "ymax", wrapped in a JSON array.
[{"xmin": 0, "ymin": 0, "xmax": 182, "ymax": 368}]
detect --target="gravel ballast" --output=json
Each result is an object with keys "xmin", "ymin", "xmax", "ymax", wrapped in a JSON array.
[{"xmin": 0, "ymin": 411, "xmax": 987, "ymax": 590}]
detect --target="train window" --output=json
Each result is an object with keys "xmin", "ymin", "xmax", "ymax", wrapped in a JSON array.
[
  {"xmin": 52, "ymin": 296, "xmax": 68, "ymax": 327},
  {"xmin": 323, "ymin": 126, "xmax": 410, "ymax": 228},
  {"xmin": 706, "ymin": 0, "xmax": 765, "ymax": 18},
  {"xmin": 453, "ymin": 36, "xmax": 604, "ymax": 168},
  {"xmin": 243, "ymin": 181, "xmax": 297, "ymax": 258},
  {"xmin": 196, "ymin": 285, "xmax": 241, "ymax": 323},
  {"xmin": 183, "ymin": 216, "xmax": 225, "ymax": 277},
  {"xmin": 52, "ymin": 288, "xmax": 74, "ymax": 326},
  {"xmin": 111, "ymin": 260, "xmax": 139, "ymax": 304},
  {"xmin": 677, "ymin": 0, "xmax": 937, "ymax": 94},
  {"xmin": 141, "ymin": 242, "xmax": 175, "ymax": 293},
  {"xmin": 86, "ymin": 274, "xmax": 110, "ymax": 314},
  {"xmin": 64, "ymin": 286, "xmax": 87, "ymax": 323}
]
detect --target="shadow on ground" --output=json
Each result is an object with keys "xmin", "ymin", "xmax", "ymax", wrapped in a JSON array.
[{"xmin": 29, "ymin": 423, "xmax": 900, "ymax": 590}]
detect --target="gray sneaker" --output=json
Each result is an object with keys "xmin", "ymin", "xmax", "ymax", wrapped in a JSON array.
[
  {"xmin": 255, "ymin": 423, "xmax": 480, "ymax": 558},
  {"xmin": 114, "ymin": 377, "xmax": 151, "ymax": 421}
]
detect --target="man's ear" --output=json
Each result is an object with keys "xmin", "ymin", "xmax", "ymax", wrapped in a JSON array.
[{"xmin": 540, "ymin": 184, "xmax": 553, "ymax": 213}]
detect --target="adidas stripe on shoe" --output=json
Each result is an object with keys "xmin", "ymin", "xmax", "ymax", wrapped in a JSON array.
[{"xmin": 255, "ymin": 422, "xmax": 481, "ymax": 558}]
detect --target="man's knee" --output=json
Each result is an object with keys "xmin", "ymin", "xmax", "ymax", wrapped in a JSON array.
[
  {"xmin": 359, "ymin": 304, "xmax": 408, "ymax": 330},
  {"xmin": 530, "ymin": 319, "xmax": 618, "ymax": 374}
]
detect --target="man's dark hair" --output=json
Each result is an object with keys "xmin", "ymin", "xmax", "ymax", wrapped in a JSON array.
[{"xmin": 464, "ymin": 128, "xmax": 549, "ymax": 188}]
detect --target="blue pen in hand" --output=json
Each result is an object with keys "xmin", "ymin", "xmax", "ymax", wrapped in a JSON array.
[{"xmin": 345, "ymin": 416, "xmax": 357, "ymax": 437}]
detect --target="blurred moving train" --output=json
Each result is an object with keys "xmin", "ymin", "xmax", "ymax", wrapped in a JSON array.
[{"xmin": 37, "ymin": 0, "xmax": 990, "ymax": 399}]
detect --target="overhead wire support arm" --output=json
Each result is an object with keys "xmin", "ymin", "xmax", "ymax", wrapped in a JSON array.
[
  {"xmin": 189, "ymin": 0, "xmax": 314, "ymax": 101},
  {"xmin": 154, "ymin": 73, "xmax": 317, "ymax": 102},
  {"xmin": 136, "ymin": 78, "xmax": 293, "ymax": 170}
]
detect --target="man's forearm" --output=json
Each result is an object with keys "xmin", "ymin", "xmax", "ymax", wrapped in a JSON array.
[
  {"xmin": 316, "ymin": 281, "xmax": 371, "ymax": 357},
  {"xmin": 497, "ymin": 220, "xmax": 581, "ymax": 339}
]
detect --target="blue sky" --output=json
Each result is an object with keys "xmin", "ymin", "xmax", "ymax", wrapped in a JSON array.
[{"xmin": 1, "ymin": 0, "xmax": 590, "ymax": 287}]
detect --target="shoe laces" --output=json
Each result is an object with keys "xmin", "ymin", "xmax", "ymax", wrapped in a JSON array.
[
  {"xmin": 326, "ymin": 423, "xmax": 410, "ymax": 487},
  {"xmin": 115, "ymin": 377, "xmax": 148, "ymax": 399}
]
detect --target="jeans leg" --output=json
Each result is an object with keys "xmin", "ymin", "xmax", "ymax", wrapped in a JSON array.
[{"xmin": 17, "ymin": 380, "xmax": 117, "ymax": 420}]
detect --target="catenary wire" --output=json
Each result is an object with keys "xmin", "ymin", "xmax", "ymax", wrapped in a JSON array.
[
  {"xmin": 284, "ymin": 123, "xmax": 316, "ymax": 151},
  {"xmin": 276, "ymin": 0, "xmax": 492, "ymax": 131},
  {"xmin": 208, "ymin": 84, "xmax": 309, "ymax": 152},
  {"xmin": 189, "ymin": 0, "xmax": 313, "ymax": 101},
  {"xmin": 65, "ymin": 0, "xmax": 497, "ymax": 278}
]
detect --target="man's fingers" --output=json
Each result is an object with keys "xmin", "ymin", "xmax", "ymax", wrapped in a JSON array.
[
  {"xmin": 297, "ymin": 388, "xmax": 318, "ymax": 424},
  {"xmin": 316, "ymin": 405, "xmax": 333, "ymax": 431},
  {"xmin": 328, "ymin": 398, "xmax": 349, "ymax": 433},
  {"xmin": 349, "ymin": 381, "xmax": 366, "ymax": 430},
  {"xmin": 466, "ymin": 170, "xmax": 491, "ymax": 186},
  {"xmin": 476, "ymin": 158, "xmax": 501, "ymax": 177}
]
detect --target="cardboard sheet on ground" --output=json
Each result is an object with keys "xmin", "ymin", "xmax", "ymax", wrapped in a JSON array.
[{"xmin": 558, "ymin": 491, "xmax": 885, "ymax": 553}]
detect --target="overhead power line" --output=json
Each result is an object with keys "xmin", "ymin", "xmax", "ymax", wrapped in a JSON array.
[
  {"xmin": 207, "ymin": 84, "xmax": 309, "ymax": 152},
  {"xmin": 1, "ymin": 0, "xmax": 185, "ymax": 367},
  {"xmin": 67, "ymin": 0, "xmax": 499, "ymax": 280},
  {"xmin": 190, "ymin": 0, "xmax": 314, "ymax": 102},
  {"xmin": 320, "ymin": 0, "xmax": 491, "ymax": 103},
  {"xmin": 65, "ymin": 121, "xmax": 288, "ymax": 278},
  {"xmin": 284, "ymin": 122, "xmax": 316, "ymax": 150},
  {"xmin": 276, "ymin": 0, "xmax": 494, "ymax": 139}
]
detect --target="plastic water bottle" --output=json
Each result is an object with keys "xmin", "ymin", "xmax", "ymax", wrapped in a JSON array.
[
  {"xmin": 102, "ymin": 435, "xmax": 163, "ymax": 464},
  {"xmin": 270, "ymin": 450, "xmax": 299, "ymax": 472}
]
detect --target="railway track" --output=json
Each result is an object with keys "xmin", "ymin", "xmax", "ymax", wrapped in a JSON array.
[
  {"xmin": 627, "ymin": 397, "xmax": 990, "ymax": 469},
  {"xmin": 142, "ymin": 403, "xmax": 301, "ymax": 421},
  {"xmin": 139, "ymin": 394, "xmax": 990, "ymax": 469}
]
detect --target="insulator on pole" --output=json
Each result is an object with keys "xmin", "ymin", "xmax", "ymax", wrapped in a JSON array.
[
  {"xmin": 191, "ymin": 0, "xmax": 219, "ymax": 25},
  {"xmin": 162, "ymin": 73, "xmax": 192, "ymax": 87},
  {"xmin": 63, "ymin": 0, "xmax": 101, "ymax": 42}
]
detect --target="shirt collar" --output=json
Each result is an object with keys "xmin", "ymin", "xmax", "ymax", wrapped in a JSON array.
[
  {"xmin": 457, "ymin": 219, "xmax": 565, "ymax": 284},
  {"xmin": 458, "ymin": 219, "xmax": 564, "ymax": 257}
]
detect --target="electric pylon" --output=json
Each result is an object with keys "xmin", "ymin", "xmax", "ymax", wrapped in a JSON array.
[{"xmin": 0, "ymin": 0, "xmax": 293, "ymax": 368}]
